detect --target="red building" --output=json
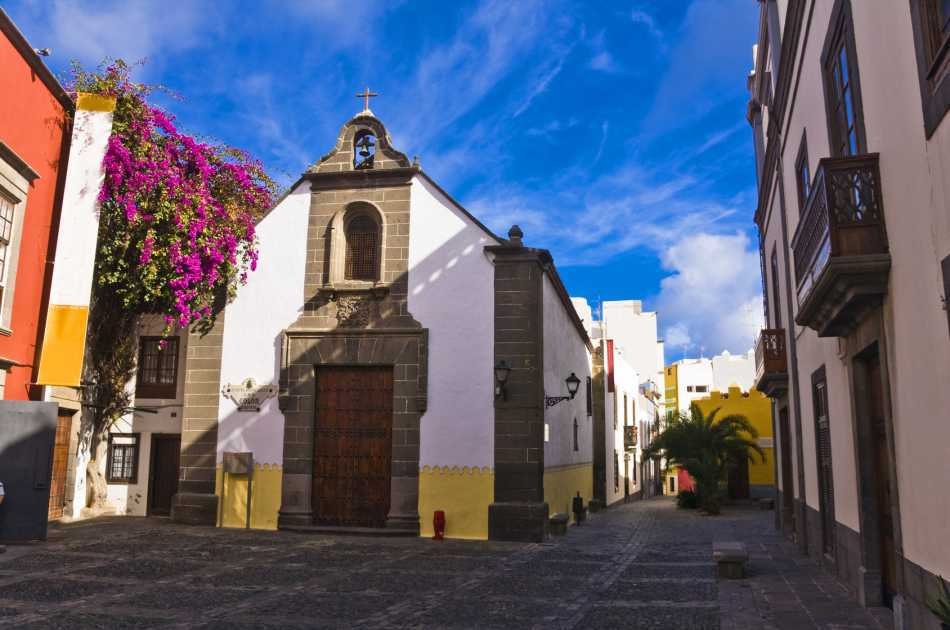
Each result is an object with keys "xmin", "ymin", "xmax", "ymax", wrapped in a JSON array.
[{"xmin": 0, "ymin": 9, "xmax": 72, "ymax": 400}]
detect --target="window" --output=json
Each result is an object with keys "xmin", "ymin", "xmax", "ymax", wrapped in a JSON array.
[
  {"xmin": 623, "ymin": 394, "xmax": 628, "ymax": 424},
  {"xmin": 632, "ymin": 455, "xmax": 637, "ymax": 483},
  {"xmin": 822, "ymin": 1, "xmax": 866, "ymax": 157},
  {"xmin": 573, "ymin": 418, "xmax": 579, "ymax": 451},
  {"xmin": 669, "ymin": 476, "xmax": 676, "ymax": 494},
  {"xmin": 795, "ymin": 131, "xmax": 811, "ymax": 210},
  {"xmin": 136, "ymin": 337, "xmax": 179, "ymax": 399},
  {"xmin": 686, "ymin": 385, "xmax": 694, "ymax": 392},
  {"xmin": 344, "ymin": 214, "xmax": 379, "ymax": 281},
  {"xmin": 106, "ymin": 433, "xmax": 140, "ymax": 483},
  {"xmin": 0, "ymin": 193, "xmax": 14, "ymax": 310},
  {"xmin": 771, "ymin": 248, "xmax": 783, "ymax": 329},
  {"xmin": 586, "ymin": 376, "xmax": 592, "ymax": 416},
  {"xmin": 696, "ymin": 385, "xmax": 708, "ymax": 393},
  {"xmin": 910, "ymin": 0, "xmax": 950, "ymax": 136}
]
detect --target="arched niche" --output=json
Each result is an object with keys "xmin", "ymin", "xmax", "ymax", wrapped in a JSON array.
[{"xmin": 327, "ymin": 201, "xmax": 386, "ymax": 287}]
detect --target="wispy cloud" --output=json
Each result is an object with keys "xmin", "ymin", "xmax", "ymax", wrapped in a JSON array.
[
  {"xmin": 630, "ymin": 8, "xmax": 664, "ymax": 43},
  {"xmin": 524, "ymin": 117, "xmax": 580, "ymax": 139},
  {"xmin": 512, "ymin": 44, "xmax": 574, "ymax": 118},
  {"xmin": 587, "ymin": 30, "xmax": 621, "ymax": 73}
]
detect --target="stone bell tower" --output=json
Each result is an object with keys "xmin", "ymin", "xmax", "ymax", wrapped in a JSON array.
[{"xmin": 276, "ymin": 102, "xmax": 428, "ymax": 533}]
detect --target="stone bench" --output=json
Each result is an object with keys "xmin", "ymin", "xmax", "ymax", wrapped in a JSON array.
[
  {"xmin": 713, "ymin": 542, "xmax": 748, "ymax": 579},
  {"xmin": 549, "ymin": 513, "xmax": 569, "ymax": 536}
]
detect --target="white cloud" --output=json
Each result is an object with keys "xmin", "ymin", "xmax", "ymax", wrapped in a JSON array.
[
  {"xmin": 655, "ymin": 232, "xmax": 763, "ymax": 355},
  {"xmin": 36, "ymin": 0, "xmax": 206, "ymax": 68},
  {"xmin": 589, "ymin": 51, "xmax": 619, "ymax": 72}
]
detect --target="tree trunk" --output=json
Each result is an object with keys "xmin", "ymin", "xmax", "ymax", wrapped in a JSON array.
[{"xmin": 85, "ymin": 435, "xmax": 109, "ymax": 509}]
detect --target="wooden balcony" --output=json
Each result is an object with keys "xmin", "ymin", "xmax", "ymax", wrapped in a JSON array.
[
  {"xmin": 754, "ymin": 329, "xmax": 788, "ymax": 398},
  {"xmin": 791, "ymin": 154, "xmax": 890, "ymax": 337}
]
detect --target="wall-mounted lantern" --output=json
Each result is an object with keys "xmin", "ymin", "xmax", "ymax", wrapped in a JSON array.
[
  {"xmin": 494, "ymin": 360, "xmax": 512, "ymax": 399},
  {"xmin": 545, "ymin": 372, "xmax": 581, "ymax": 408}
]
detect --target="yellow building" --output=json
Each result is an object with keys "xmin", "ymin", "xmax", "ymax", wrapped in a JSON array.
[
  {"xmin": 663, "ymin": 364, "xmax": 678, "ymax": 417},
  {"xmin": 694, "ymin": 387, "xmax": 775, "ymax": 498}
]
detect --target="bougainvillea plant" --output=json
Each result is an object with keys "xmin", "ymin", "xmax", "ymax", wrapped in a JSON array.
[
  {"xmin": 73, "ymin": 60, "xmax": 273, "ymax": 331},
  {"xmin": 69, "ymin": 61, "xmax": 274, "ymax": 507}
]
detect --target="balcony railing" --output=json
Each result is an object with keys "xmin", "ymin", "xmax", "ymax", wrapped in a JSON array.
[
  {"xmin": 790, "ymin": 154, "xmax": 891, "ymax": 336},
  {"xmin": 754, "ymin": 329, "xmax": 788, "ymax": 398}
]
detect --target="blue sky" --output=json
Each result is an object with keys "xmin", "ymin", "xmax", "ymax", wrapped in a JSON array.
[{"xmin": 8, "ymin": 0, "xmax": 764, "ymax": 357}]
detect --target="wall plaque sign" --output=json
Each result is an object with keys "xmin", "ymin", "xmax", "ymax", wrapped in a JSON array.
[{"xmin": 222, "ymin": 378, "xmax": 277, "ymax": 412}]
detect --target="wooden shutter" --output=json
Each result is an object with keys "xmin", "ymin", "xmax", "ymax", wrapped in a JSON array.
[{"xmin": 813, "ymin": 368, "xmax": 836, "ymax": 555}]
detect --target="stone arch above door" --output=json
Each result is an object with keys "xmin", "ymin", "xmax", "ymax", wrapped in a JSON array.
[{"xmin": 277, "ymin": 328, "xmax": 427, "ymax": 534}]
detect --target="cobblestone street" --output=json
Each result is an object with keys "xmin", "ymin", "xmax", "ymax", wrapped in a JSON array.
[{"xmin": 0, "ymin": 498, "xmax": 894, "ymax": 629}]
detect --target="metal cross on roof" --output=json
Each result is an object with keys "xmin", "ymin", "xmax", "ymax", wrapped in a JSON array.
[{"xmin": 356, "ymin": 86, "xmax": 378, "ymax": 113}]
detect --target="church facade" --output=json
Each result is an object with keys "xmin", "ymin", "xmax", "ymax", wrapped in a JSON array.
[{"xmin": 169, "ymin": 108, "xmax": 593, "ymax": 541}]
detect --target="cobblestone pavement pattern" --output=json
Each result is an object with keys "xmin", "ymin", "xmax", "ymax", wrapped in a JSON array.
[{"xmin": 0, "ymin": 498, "xmax": 894, "ymax": 629}]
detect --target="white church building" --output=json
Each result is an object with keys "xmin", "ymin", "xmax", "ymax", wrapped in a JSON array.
[{"xmin": 130, "ymin": 106, "xmax": 596, "ymax": 541}]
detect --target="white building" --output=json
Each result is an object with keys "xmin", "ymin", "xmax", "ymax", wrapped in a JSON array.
[
  {"xmin": 665, "ymin": 350, "xmax": 755, "ymax": 415},
  {"xmin": 575, "ymin": 298, "xmax": 662, "ymax": 507}
]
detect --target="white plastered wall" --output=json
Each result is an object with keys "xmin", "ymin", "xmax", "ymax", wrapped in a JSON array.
[
  {"xmin": 542, "ymin": 275, "xmax": 591, "ymax": 470},
  {"xmin": 409, "ymin": 176, "xmax": 495, "ymax": 469},
  {"xmin": 216, "ymin": 182, "xmax": 311, "ymax": 466},
  {"xmin": 604, "ymin": 347, "xmax": 637, "ymax": 506},
  {"xmin": 849, "ymin": 1, "xmax": 950, "ymax": 576}
]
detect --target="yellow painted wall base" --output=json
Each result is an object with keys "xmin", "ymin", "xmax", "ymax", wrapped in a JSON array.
[
  {"xmin": 36, "ymin": 305, "xmax": 89, "ymax": 386},
  {"xmin": 419, "ymin": 466, "xmax": 493, "ymax": 540},
  {"xmin": 215, "ymin": 464, "xmax": 282, "ymax": 530},
  {"xmin": 544, "ymin": 463, "xmax": 593, "ymax": 525}
]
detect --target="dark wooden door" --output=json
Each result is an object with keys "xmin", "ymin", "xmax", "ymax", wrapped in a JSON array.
[
  {"xmin": 727, "ymin": 457, "xmax": 750, "ymax": 500},
  {"xmin": 48, "ymin": 412, "xmax": 72, "ymax": 520},
  {"xmin": 867, "ymin": 355, "xmax": 897, "ymax": 606},
  {"xmin": 313, "ymin": 366, "xmax": 393, "ymax": 527},
  {"xmin": 149, "ymin": 435, "xmax": 180, "ymax": 516}
]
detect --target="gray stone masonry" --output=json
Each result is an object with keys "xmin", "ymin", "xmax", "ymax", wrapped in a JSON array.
[{"xmin": 0, "ymin": 497, "xmax": 897, "ymax": 629}]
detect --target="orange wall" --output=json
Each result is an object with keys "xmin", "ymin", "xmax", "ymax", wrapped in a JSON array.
[{"xmin": 0, "ymin": 30, "xmax": 70, "ymax": 399}]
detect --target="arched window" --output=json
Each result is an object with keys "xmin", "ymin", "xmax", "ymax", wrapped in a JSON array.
[{"xmin": 344, "ymin": 214, "xmax": 379, "ymax": 281}]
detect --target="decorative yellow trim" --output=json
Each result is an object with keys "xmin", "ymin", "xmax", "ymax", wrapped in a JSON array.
[
  {"xmin": 420, "ymin": 465, "xmax": 492, "ymax": 476},
  {"xmin": 419, "ymin": 466, "xmax": 494, "ymax": 540},
  {"xmin": 544, "ymin": 462, "xmax": 593, "ymax": 526},
  {"xmin": 76, "ymin": 93, "xmax": 117, "ymax": 113},
  {"xmin": 36, "ymin": 305, "xmax": 89, "ymax": 387}
]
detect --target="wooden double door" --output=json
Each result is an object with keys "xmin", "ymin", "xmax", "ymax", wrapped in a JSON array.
[{"xmin": 313, "ymin": 366, "xmax": 393, "ymax": 527}]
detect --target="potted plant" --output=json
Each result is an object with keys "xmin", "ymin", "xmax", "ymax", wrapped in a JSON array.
[{"xmin": 929, "ymin": 575, "xmax": 950, "ymax": 629}]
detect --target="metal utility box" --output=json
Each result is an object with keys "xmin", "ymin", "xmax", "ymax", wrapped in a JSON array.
[{"xmin": 0, "ymin": 401, "xmax": 57, "ymax": 542}]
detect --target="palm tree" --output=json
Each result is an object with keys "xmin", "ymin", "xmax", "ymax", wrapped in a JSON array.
[{"xmin": 643, "ymin": 404, "xmax": 764, "ymax": 514}]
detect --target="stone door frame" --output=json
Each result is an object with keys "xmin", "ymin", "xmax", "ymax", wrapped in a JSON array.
[{"xmin": 277, "ymin": 327, "xmax": 427, "ymax": 533}]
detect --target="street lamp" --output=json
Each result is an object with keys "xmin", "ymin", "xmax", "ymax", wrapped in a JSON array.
[
  {"xmin": 545, "ymin": 372, "xmax": 582, "ymax": 408},
  {"xmin": 494, "ymin": 360, "xmax": 512, "ymax": 399}
]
